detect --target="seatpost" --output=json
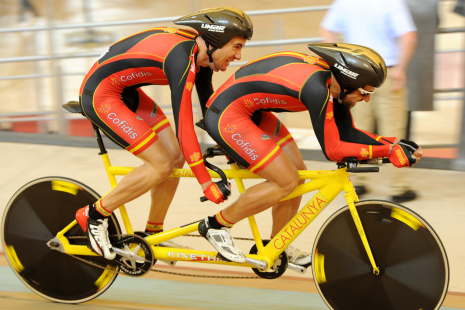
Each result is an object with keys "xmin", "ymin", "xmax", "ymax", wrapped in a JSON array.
[{"xmin": 91, "ymin": 123, "xmax": 107, "ymax": 155}]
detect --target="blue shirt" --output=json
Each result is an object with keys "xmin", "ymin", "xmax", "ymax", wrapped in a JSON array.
[{"xmin": 320, "ymin": 0, "xmax": 417, "ymax": 67}]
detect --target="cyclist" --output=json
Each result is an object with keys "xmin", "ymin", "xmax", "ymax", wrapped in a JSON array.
[
  {"xmin": 196, "ymin": 43, "xmax": 423, "ymax": 263},
  {"xmin": 75, "ymin": 7, "xmax": 252, "ymax": 260}
]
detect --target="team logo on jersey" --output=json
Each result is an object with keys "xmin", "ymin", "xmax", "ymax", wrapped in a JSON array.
[
  {"xmin": 107, "ymin": 113, "xmax": 138, "ymax": 139},
  {"xmin": 150, "ymin": 104, "xmax": 158, "ymax": 118},
  {"xmin": 273, "ymin": 120, "xmax": 282, "ymax": 136},
  {"xmin": 186, "ymin": 82, "xmax": 194, "ymax": 91},
  {"xmin": 254, "ymin": 97, "xmax": 287, "ymax": 105},
  {"xmin": 231, "ymin": 133, "xmax": 258, "ymax": 161},
  {"xmin": 326, "ymin": 111, "xmax": 334, "ymax": 120},
  {"xmin": 120, "ymin": 71, "xmax": 152, "ymax": 82},
  {"xmin": 136, "ymin": 116, "xmax": 144, "ymax": 121},
  {"xmin": 261, "ymin": 134, "xmax": 271, "ymax": 140},
  {"xmin": 360, "ymin": 148, "xmax": 369, "ymax": 158},
  {"xmin": 98, "ymin": 103, "xmax": 111, "ymax": 114},
  {"xmin": 302, "ymin": 55, "xmax": 318, "ymax": 64},
  {"xmin": 190, "ymin": 152, "xmax": 201, "ymax": 162},
  {"xmin": 334, "ymin": 63, "xmax": 359, "ymax": 79},
  {"xmin": 201, "ymin": 24, "xmax": 226, "ymax": 33},
  {"xmin": 244, "ymin": 99, "xmax": 254, "ymax": 109},
  {"xmin": 164, "ymin": 27, "xmax": 178, "ymax": 34},
  {"xmin": 223, "ymin": 124, "xmax": 237, "ymax": 134},
  {"xmin": 110, "ymin": 77, "xmax": 119, "ymax": 85}
]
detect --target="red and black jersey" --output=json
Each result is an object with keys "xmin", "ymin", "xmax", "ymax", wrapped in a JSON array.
[
  {"xmin": 79, "ymin": 27, "xmax": 214, "ymax": 184},
  {"xmin": 205, "ymin": 52, "xmax": 395, "ymax": 163}
]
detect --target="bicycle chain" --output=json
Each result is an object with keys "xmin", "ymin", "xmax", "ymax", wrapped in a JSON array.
[{"xmin": 66, "ymin": 234, "xmax": 262, "ymax": 279}]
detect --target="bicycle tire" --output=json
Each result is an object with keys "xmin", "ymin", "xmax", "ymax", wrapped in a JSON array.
[
  {"xmin": 312, "ymin": 200, "xmax": 449, "ymax": 310},
  {"xmin": 1, "ymin": 177, "xmax": 121, "ymax": 303}
]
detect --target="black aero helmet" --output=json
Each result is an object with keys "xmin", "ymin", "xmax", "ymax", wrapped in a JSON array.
[
  {"xmin": 174, "ymin": 7, "xmax": 253, "ymax": 50},
  {"xmin": 307, "ymin": 43, "xmax": 387, "ymax": 92}
]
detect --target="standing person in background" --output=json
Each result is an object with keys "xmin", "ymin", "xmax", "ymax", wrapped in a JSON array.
[{"xmin": 320, "ymin": 0, "xmax": 418, "ymax": 203}]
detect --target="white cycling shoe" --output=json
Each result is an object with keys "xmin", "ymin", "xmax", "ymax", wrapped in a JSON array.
[
  {"xmin": 76, "ymin": 206, "xmax": 116, "ymax": 260},
  {"xmin": 198, "ymin": 218, "xmax": 246, "ymax": 263},
  {"xmin": 87, "ymin": 218, "xmax": 116, "ymax": 260},
  {"xmin": 285, "ymin": 246, "xmax": 312, "ymax": 266}
]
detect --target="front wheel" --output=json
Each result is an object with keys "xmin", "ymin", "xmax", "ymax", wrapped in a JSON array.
[
  {"xmin": 1, "ymin": 177, "xmax": 121, "ymax": 303},
  {"xmin": 312, "ymin": 200, "xmax": 449, "ymax": 310}
]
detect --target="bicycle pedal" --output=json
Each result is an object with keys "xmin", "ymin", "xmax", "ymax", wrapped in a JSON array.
[
  {"xmin": 216, "ymin": 252, "xmax": 232, "ymax": 262},
  {"xmin": 288, "ymin": 262, "xmax": 308, "ymax": 274}
]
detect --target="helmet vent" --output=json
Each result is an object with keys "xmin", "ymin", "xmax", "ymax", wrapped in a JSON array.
[
  {"xmin": 203, "ymin": 14, "xmax": 215, "ymax": 24},
  {"xmin": 235, "ymin": 16, "xmax": 245, "ymax": 25},
  {"xmin": 339, "ymin": 53, "xmax": 348, "ymax": 67}
]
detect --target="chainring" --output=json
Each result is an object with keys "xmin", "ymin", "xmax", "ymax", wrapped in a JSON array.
[
  {"xmin": 249, "ymin": 240, "xmax": 288, "ymax": 279},
  {"xmin": 112, "ymin": 234, "xmax": 154, "ymax": 277}
]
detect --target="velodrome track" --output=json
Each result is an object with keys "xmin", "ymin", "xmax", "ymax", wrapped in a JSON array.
[{"xmin": 0, "ymin": 141, "xmax": 464, "ymax": 309}]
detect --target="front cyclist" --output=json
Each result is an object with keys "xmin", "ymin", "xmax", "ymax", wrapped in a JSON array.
[
  {"xmin": 75, "ymin": 7, "xmax": 252, "ymax": 260},
  {"xmin": 197, "ymin": 43, "xmax": 423, "ymax": 263}
]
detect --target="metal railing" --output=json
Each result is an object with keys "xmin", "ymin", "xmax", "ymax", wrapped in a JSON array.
[{"xmin": 0, "ymin": 4, "xmax": 464, "ymax": 133}]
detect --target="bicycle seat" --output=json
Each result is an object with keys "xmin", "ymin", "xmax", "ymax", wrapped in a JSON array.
[{"xmin": 62, "ymin": 101, "xmax": 83, "ymax": 114}]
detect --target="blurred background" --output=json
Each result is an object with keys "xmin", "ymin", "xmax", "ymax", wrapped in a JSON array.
[{"xmin": 0, "ymin": 0, "xmax": 464, "ymax": 171}]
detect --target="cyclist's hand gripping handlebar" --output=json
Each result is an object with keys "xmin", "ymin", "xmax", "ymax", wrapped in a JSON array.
[
  {"xmin": 200, "ymin": 146, "xmax": 231, "ymax": 203},
  {"xmin": 389, "ymin": 139, "xmax": 422, "ymax": 168},
  {"xmin": 202, "ymin": 181, "xmax": 231, "ymax": 204}
]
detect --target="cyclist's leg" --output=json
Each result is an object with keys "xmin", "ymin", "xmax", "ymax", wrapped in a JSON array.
[
  {"xmin": 98, "ymin": 132, "xmax": 174, "ymax": 212},
  {"xmin": 258, "ymin": 112, "xmax": 307, "ymax": 237},
  {"xmin": 222, "ymin": 152, "xmax": 299, "ymax": 223},
  {"xmin": 81, "ymin": 88, "xmax": 175, "ymax": 211},
  {"xmin": 80, "ymin": 88, "xmax": 174, "ymax": 258},
  {"xmin": 202, "ymin": 107, "xmax": 299, "ymax": 262},
  {"xmin": 133, "ymin": 89, "xmax": 185, "ymax": 230},
  {"xmin": 207, "ymin": 108, "xmax": 299, "ymax": 222}
]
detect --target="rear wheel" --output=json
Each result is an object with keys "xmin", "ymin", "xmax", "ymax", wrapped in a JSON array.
[
  {"xmin": 2, "ymin": 177, "xmax": 121, "ymax": 303},
  {"xmin": 312, "ymin": 200, "xmax": 449, "ymax": 310}
]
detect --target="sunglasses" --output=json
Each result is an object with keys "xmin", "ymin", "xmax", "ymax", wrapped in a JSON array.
[{"xmin": 358, "ymin": 87, "xmax": 376, "ymax": 95}]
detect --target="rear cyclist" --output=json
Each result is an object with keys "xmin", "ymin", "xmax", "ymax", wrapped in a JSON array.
[
  {"xmin": 197, "ymin": 43, "xmax": 423, "ymax": 263},
  {"xmin": 75, "ymin": 7, "xmax": 252, "ymax": 260}
]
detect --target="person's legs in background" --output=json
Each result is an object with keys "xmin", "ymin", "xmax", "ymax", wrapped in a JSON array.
[
  {"xmin": 353, "ymin": 73, "xmax": 416, "ymax": 203},
  {"xmin": 375, "ymin": 76, "xmax": 416, "ymax": 203}
]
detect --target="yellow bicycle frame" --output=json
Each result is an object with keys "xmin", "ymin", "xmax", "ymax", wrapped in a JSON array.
[{"xmin": 55, "ymin": 152, "xmax": 380, "ymax": 274}]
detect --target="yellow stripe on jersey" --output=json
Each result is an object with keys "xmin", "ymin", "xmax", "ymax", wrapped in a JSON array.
[
  {"xmin": 250, "ymin": 146, "xmax": 280, "ymax": 173},
  {"xmin": 129, "ymin": 131, "xmax": 157, "ymax": 154},
  {"xmin": 276, "ymin": 134, "xmax": 292, "ymax": 146},
  {"xmin": 188, "ymin": 159, "xmax": 204, "ymax": 167}
]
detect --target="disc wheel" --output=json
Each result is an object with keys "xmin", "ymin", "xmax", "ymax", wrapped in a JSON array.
[
  {"xmin": 1, "ymin": 177, "xmax": 121, "ymax": 303},
  {"xmin": 312, "ymin": 200, "xmax": 449, "ymax": 310}
]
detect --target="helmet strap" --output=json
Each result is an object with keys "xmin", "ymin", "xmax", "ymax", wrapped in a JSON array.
[
  {"xmin": 200, "ymin": 36, "xmax": 219, "ymax": 71},
  {"xmin": 337, "ymin": 90, "xmax": 348, "ymax": 104},
  {"xmin": 206, "ymin": 47, "xmax": 219, "ymax": 72}
]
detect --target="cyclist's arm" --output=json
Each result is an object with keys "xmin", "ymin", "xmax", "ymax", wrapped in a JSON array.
[
  {"xmin": 195, "ymin": 65, "xmax": 214, "ymax": 118},
  {"xmin": 302, "ymin": 73, "xmax": 393, "ymax": 161},
  {"xmin": 165, "ymin": 42, "xmax": 211, "ymax": 186}
]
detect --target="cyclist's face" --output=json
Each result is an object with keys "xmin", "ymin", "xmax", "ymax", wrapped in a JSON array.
[
  {"xmin": 343, "ymin": 86, "xmax": 376, "ymax": 109},
  {"xmin": 212, "ymin": 36, "xmax": 246, "ymax": 71}
]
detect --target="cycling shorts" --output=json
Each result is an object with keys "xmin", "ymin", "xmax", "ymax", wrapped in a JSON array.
[
  {"xmin": 81, "ymin": 87, "xmax": 170, "ymax": 156},
  {"xmin": 206, "ymin": 104, "xmax": 294, "ymax": 174}
]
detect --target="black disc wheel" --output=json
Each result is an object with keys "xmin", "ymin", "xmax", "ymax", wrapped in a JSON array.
[
  {"xmin": 312, "ymin": 200, "xmax": 449, "ymax": 310},
  {"xmin": 1, "ymin": 177, "xmax": 121, "ymax": 303}
]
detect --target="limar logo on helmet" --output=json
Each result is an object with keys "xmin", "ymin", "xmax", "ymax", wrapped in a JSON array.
[
  {"xmin": 334, "ymin": 63, "xmax": 359, "ymax": 79},
  {"xmin": 201, "ymin": 24, "xmax": 226, "ymax": 33}
]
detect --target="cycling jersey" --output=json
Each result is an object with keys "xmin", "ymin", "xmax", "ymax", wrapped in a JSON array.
[
  {"xmin": 80, "ymin": 27, "xmax": 214, "ymax": 184},
  {"xmin": 205, "ymin": 52, "xmax": 396, "ymax": 172}
]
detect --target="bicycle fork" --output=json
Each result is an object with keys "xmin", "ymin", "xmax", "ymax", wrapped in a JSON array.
[{"xmin": 342, "ymin": 171, "xmax": 380, "ymax": 276}]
